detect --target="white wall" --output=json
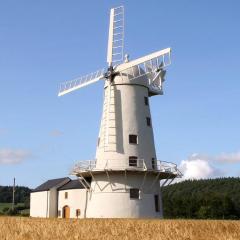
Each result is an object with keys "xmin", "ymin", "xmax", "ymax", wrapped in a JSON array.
[
  {"xmin": 91, "ymin": 68, "xmax": 162, "ymax": 218},
  {"xmin": 30, "ymin": 178, "xmax": 70, "ymax": 218},
  {"xmin": 96, "ymin": 74, "xmax": 157, "ymax": 169},
  {"xmin": 86, "ymin": 173, "xmax": 161, "ymax": 218},
  {"xmin": 30, "ymin": 189, "xmax": 59, "ymax": 218},
  {"xmin": 58, "ymin": 189, "xmax": 87, "ymax": 218},
  {"xmin": 30, "ymin": 191, "xmax": 49, "ymax": 218},
  {"xmin": 87, "ymin": 192, "xmax": 160, "ymax": 218}
]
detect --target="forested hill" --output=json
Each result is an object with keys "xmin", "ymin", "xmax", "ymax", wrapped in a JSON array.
[
  {"xmin": 0, "ymin": 186, "xmax": 31, "ymax": 204},
  {"xmin": 162, "ymin": 177, "xmax": 240, "ymax": 219},
  {"xmin": 1, "ymin": 178, "xmax": 240, "ymax": 219}
]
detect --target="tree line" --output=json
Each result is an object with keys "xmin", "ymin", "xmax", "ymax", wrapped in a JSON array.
[
  {"xmin": 0, "ymin": 186, "xmax": 31, "ymax": 206},
  {"xmin": 1, "ymin": 178, "xmax": 240, "ymax": 219},
  {"xmin": 162, "ymin": 177, "xmax": 240, "ymax": 219}
]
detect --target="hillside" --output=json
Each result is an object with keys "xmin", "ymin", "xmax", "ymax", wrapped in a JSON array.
[{"xmin": 162, "ymin": 177, "xmax": 240, "ymax": 219}]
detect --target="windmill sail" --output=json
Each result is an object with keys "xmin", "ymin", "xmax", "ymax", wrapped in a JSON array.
[
  {"xmin": 116, "ymin": 48, "xmax": 171, "ymax": 79},
  {"xmin": 114, "ymin": 48, "xmax": 171, "ymax": 94},
  {"xmin": 107, "ymin": 6, "xmax": 124, "ymax": 66},
  {"xmin": 58, "ymin": 68, "xmax": 105, "ymax": 96}
]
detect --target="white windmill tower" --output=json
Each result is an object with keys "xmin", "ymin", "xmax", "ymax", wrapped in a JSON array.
[{"xmin": 58, "ymin": 6, "xmax": 181, "ymax": 218}]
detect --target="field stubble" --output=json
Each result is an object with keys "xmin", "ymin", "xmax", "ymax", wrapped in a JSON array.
[{"xmin": 0, "ymin": 217, "xmax": 239, "ymax": 240}]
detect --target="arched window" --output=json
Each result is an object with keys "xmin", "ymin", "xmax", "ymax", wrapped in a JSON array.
[{"xmin": 62, "ymin": 205, "xmax": 70, "ymax": 218}]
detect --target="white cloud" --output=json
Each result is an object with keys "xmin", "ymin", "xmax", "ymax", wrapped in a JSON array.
[
  {"xmin": 179, "ymin": 159, "xmax": 221, "ymax": 180},
  {"xmin": 176, "ymin": 151, "xmax": 240, "ymax": 181},
  {"xmin": 188, "ymin": 151, "xmax": 240, "ymax": 164},
  {"xmin": 49, "ymin": 130, "xmax": 63, "ymax": 137},
  {"xmin": 0, "ymin": 149, "xmax": 32, "ymax": 165}
]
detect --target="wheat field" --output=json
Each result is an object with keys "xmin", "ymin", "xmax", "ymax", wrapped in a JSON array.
[{"xmin": 0, "ymin": 217, "xmax": 239, "ymax": 240}]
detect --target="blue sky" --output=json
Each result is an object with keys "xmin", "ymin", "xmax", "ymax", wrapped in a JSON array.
[{"xmin": 0, "ymin": 1, "xmax": 240, "ymax": 188}]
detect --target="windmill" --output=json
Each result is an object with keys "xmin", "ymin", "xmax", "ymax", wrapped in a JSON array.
[{"xmin": 58, "ymin": 6, "xmax": 181, "ymax": 218}]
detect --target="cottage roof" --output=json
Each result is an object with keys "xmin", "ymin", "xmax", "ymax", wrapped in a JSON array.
[
  {"xmin": 32, "ymin": 177, "xmax": 70, "ymax": 192},
  {"xmin": 58, "ymin": 179, "xmax": 85, "ymax": 190}
]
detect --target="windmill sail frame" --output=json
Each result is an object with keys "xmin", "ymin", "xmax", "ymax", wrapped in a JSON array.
[
  {"xmin": 107, "ymin": 6, "xmax": 124, "ymax": 67},
  {"xmin": 57, "ymin": 7, "xmax": 171, "ymax": 97},
  {"xmin": 58, "ymin": 68, "xmax": 105, "ymax": 96}
]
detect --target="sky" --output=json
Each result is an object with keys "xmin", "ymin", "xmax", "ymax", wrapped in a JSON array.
[{"xmin": 0, "ymin": 0, "xmax": 240, "ymax": 188}]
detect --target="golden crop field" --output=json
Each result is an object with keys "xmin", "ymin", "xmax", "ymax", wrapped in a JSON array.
[{"xmin": 0, "ymin": 217, "xmax": 239, "ymax": 240}]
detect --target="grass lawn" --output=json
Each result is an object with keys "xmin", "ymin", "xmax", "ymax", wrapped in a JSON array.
[{"xmin": 0, "ymin": 203, "xmax": 24, "ymax": 213}]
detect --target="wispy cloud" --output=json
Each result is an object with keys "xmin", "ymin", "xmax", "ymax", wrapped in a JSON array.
[
  {"xmin": 0, "ymin": 148, "xmax": 32, "ymax": 165},
  {"xmin": 49, "ymin": 130, "xmax": 63, "ymax": 137},
  {"xmin": 189, "ymin": 151, "xmax": 240, "ymax": 164}
]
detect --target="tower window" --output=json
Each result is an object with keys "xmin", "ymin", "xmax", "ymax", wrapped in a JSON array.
[
  {"xmin": 154, "ymin": 195, "xmax": 160, "ymax": 212},
  {"xmin": 129, "ymin": 156, "xmax": 138, "ymax": 167},
  {"xmin": 146, "ymin": 117, "xmax": 151, "ymax": 127},
  {"xmin": 152, "ymin": 158, "xmax": 155, "ymax": 169},
  {"xmin": 130, "ymin": 188, "xmax": 140, "ymax": 199},
  {"xmin": 97, "ymin": 137, "xmax": 100, "ymax": 146},
  {"xmin": 129, "ymin": 134, "xmax": 138, "ymax": 144},
  {"xmin": 65, "ymin": 192, "xmax": 68, "ymax": 199},
  {"xmin": 144, "ymin": 96, "xmax": 149, "ymax": 106}
]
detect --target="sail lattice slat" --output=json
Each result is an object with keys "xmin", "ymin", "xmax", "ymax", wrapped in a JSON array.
[{"xmin": 58, "ymin": 68, "xmax": 105, "ymax": 96}]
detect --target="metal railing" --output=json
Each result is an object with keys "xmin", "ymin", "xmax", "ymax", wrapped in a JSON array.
[
  {"xmin": 71, "ymin": 159, "xmax": 180, "ymax": 176},
  {"xmin": 152, "ymin": 160, "xmax": 178, "ymax": 173}
]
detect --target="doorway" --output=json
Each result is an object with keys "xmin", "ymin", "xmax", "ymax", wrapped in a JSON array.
[{"xmin": 62, "ymin": 205, "xmax": 70, "ymax": 218}]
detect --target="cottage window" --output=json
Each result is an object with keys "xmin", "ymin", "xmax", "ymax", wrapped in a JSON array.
[
  {"xmin": 129, "ymin": 134, "xmax": 138, "ymax": 144},
  {"xmin": 65, "ymin": 192, "xmax": 68, "ymax": 199},
  {"xmin": 76, "ymin": 209, "xmax": 81, "ymax": 217},
  {"xmin": 130, "ymin": 188, "xmax": 140, "ymax": 199}
]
